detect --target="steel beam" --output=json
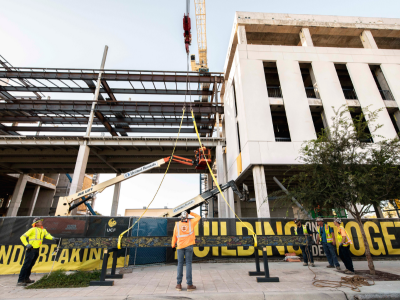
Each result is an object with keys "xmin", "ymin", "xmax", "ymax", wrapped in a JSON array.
[{"xmin": 0, "ymin": 124, "xmax": 19, "ymax": 136}]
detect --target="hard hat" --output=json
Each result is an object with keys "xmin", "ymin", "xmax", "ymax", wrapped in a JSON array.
[
  {"xmin": 334, "ymin": 218, "xmax": 342, "ymax": 224},
  {"xmin": 316, "ymin": 217, "xmax": 324, "ymax": 222},
  {"xmin": 32, "ymin": 218, "xmax": 43, "ymax": 226},
  {"xmin": 180, "ymin": 211, "xmax": 188, "ymax": 221},
  {"xmin": 293, "ymin": 218, "xmax": 300, "ymax": 224}
]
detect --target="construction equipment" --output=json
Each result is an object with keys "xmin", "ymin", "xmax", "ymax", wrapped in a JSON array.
[
  {"xmin": 190, "ymin": 0, "xmax": 207, "ymax": 72},
  {"xmin": 55, "ymin": 151, "xmax": 210, "ymax": 216},
  {"xmin": 183, "ymin": 0, "xmax": 192, "ymax": 53},
  {"xmin": 194, "ymin": 146, "xmax": 211, "ymax": 169},
  {"xmin": 160, "ymin": 179, "xmax": 245, "ymax": 218}
]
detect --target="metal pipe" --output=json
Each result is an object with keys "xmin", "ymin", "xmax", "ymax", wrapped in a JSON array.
[
  {"xmin": 272, "ymin": 176, "xmax": 313, "ymax": 220},
  {"xmin": 85, "ymin": 45, "xmax": 108, "ymax": 138}
]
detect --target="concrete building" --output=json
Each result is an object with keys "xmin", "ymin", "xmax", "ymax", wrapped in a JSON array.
[{"xmin": 219, "ymin": 13, "xmax": 400, "ymax": 218}]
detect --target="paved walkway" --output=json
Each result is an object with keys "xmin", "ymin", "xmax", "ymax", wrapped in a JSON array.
[{"xmin": 1, "ymin": 260, "xmax": 400, "ymax": 299}]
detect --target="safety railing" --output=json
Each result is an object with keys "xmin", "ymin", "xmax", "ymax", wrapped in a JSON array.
[
  {"xmin": 342, "ymin": 89, "xmax": 358, "ymax": 100},
  {"xmin": 305, "ymin": 87, "xmax": 320, "ymax": 99},
  {"xmin": 379, "ymin": 90, "xmax": 395, "ymax": 101},
  {"xmin": 275, "ymin": 137, "xmax": 291, "ymax": 142},
  {"xmin": 267, "ymin": 87, "xmax": 283, "ymax": 98}
]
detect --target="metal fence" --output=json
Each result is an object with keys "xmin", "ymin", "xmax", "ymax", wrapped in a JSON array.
[{"xmin": 305, "ymin": 87, "xmax": 320, "ymax": 99}]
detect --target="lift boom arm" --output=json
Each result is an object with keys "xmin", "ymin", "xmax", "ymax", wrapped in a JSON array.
[
  {"xmin": 55, "ymin": 155, "xmax": 194, "ymax": 216},
  {"xmin": 160, "ymin": 180, "xmax": 243, "ymax": 217}
]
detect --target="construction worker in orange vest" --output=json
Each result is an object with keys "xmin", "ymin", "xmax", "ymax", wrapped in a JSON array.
[
  {"xmin": 315, "ymin": 217, "xmax": 341, "ymax": 270},
  {"xmin": 333, "ymin": 218, "xmax": 354, "ymax": 275},
  {"xmin": 171, "ymin": 209, "xmax": 201, "ymax": 292},
  {"xmin": 17, "ymin": 218, "xmax": 60, "ymax": 286},
  {"xmin": 294, "ymin": 218, "xmax": 315, "ymax": 267}
]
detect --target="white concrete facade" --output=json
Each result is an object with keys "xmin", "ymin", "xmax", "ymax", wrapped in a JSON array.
[{"xmin": 221, "ymin": 12, "xmax": 400, "ymax": 218}]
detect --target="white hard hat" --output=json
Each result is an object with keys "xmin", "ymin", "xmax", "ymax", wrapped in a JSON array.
[{"xmin": 181, "ymin": 211, "xmax": 188, "ymax": 221}]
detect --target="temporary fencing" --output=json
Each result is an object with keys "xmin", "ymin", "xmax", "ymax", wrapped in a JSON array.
[{"xmin": 0, "ymin": 216, "xmax": 399, "ymax": 274}]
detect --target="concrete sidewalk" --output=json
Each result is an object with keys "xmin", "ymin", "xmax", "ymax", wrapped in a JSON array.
[{"xmin": 1, "ymin": 260, "xmax": 399, "ymax": 299}]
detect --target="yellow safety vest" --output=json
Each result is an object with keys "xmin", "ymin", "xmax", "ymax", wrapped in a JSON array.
[
  {"xmin": 20, "ymin": 227, "xmax": 54, "ymax": 249},
  {"xmin": 336, "ymin": 226, "xmax": 353, "ymax": 247},
  {"xmin": 294, "ymin": 225, "xmax": 308, "ymax": 235},
  {"xmin": 317, "ymin": 224, "xmax": 333, "ymax": 243}
]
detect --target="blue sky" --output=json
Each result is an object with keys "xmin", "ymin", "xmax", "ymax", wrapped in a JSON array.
[{"xmin": 1, "ymin": 0, "xmax": 399, "ymax": 215}]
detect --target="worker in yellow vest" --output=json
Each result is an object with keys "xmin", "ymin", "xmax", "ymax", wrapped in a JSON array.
[
  {"xmin": 17, "ymin": 218, "xmax": 60, "ymax": 286},
  {"xmin": 315, "ymin": 217, "xmax": 340, "ymax": 270},
  {"xmin": 333, "ymin": 218, "xmax": 354, "ymax": 275},
  {"xmin": 171, "ymin": 209, "xmax": 201, "ymax": 292},
  {"xmin": 294, "ymin": 218, "xmax": 315, "ymax": 267}
]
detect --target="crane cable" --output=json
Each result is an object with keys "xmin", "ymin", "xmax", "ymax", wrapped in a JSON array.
[
  {"xmin": 117, "ymin": 54, "xmax": 191, "ymax": 250},
  {"xmin": 190, "ymin": 109, "xmax": 258, "ymax": 247}
]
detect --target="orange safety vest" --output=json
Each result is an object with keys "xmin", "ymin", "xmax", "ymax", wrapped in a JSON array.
[
  {"xmin": 336, "ymin": 226, "xmax": 353, "ymax": 247},
  {"xmin": 171, "ymin": 212, "xmax": 201, "ymax": 250}
]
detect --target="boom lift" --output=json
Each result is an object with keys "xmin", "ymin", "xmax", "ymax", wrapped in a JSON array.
[{"xmin": 55, "ymin": 149, "xmax": 214, "ymax": 216}]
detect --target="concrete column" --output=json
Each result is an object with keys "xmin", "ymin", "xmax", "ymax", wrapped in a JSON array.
[
  {"xmin": 277, "ymin": 60, "xmax": 317, "ymax": 142},
  {"xmin": 7, "ymin": 174, "xmax": 28, "ymax": 216},
  {"xmin": 110, "ymin": 173, "xmax": 121, "ymax": 216},
  {"xmin": 300, "ymin": 28, "xmax": 314, "ymax": 47},
  {"xmin": 216, "ymin": 145, "xmax": 227, "ymax": 218},
  {"xmin": 252, "ymin": 165, "xmax": 270, "ymax": 218},
  {"xmin": 27, "ymin": 186, "xmax": 40, "ymax": 216},
  {"xmin": 347, "ymin": 63, "xmax": 397, "ymax": 141},
  {"xmin": 311, "ymin": 61, "xmax": 355, "ymax": 129},
  {"xmin": 237, "ymin": 25, "xmax": 247, "ymax": 45},
  {"xmin": 69, "ymin": 144, "xmax": 91, "ymax": 215},
  {"xmin": 234, "ymin": 192, "xmax": 242, "ymax": 218},
  {"xmin": 33, "ymin": 174, "xmax": 59, "ymax": 216},
  {"xmin": 380, "ymin": 64, "xmax": 400, "ymax": 104},
  {"xmin": 374, "ymin": 67, "xmax": 390, "ymax": 91},
  {"xmin": 360, "ymin": 30, "xmax": 378, "ymax": 49}
]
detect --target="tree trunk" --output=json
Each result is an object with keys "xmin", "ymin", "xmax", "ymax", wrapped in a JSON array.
[{"xmin": 356, "ymin": 216, "xmax": 376, "ymax": 275}]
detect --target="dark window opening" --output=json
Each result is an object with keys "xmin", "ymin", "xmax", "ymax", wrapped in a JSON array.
[
  {"xmin": 369, "ymin": 65, "xmax": 395, "ymax": 101},
  {"xmin": 335, "ymin": 64, "xmax": 358, "ymax": 100},
  {"xmin": 300, "ymin": 63, "xmax": 319, "ymax": 99},
  {"xmin": 271, "ymin": 110, "xmax": 291, "ymax": 142},
  {"xmin": 312, "ymin": 34, "xmax": 364, "ymax": 48},
  {"xmin": 374, "ymin": 37, "xmax": 400, "ymax": 50},
  {"xmin": 237, "ymin": 122, "xmax": 241, "ymax": 153},
  {"xmin": 264, "ymin": 62, "xmax": 282, "ymax": 98},
  {"xmin": 350, "ymin": 111, "xmax": 373, "ymax": 143},
  {"xmin": 389, "ymin": 112, "xmax": 400, "ymax": 133},
  {"xmin": 311, "ymin": 110, "xmax": 325, "ymax": 138},
  {"xmin": 233, "ymin": 81, "xmax": 238, "ymax": 117}
]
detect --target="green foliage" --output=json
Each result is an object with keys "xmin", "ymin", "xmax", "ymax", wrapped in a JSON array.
[
  {"xmin": 25, "ymin": 269, "xmax": 100, "ymax": 289},
  {"xmin": 267, "ymin": 105, "xmax": 400, "ymax": 219}
]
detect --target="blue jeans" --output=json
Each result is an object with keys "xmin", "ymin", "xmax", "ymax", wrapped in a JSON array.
[
  {"xmin": 322, "ymin": 242, "xmax": 340, "ymax": 267},
  {"xmin": 177, "ymin": 245, "xmax": 193, "ymax": 285}
]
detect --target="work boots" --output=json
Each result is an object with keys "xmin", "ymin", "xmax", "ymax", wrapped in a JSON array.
[
  {"xmin": 25, "ymin": 279, "xmax": 35, "ymax": 284},
  {"xmin": 187, "ymin": 285, "xmax": 196, "ymax": 292},
  {"xmin": 176, "ymin": 284, "xmax": 182, "ymax": 291},
  {"xmin": 16, "ymin": 282, "xmax": 26, "ymax": 287}
]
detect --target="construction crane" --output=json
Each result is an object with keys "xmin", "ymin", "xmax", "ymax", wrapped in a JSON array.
[{"xmin": 190, "ymin": 0, "xmax": 208, "ymax": 72}]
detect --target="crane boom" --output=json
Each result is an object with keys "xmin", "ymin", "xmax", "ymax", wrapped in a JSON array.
[{"xmin": 191, "ymin": 0, "xmax": 207, "ymax": 71}]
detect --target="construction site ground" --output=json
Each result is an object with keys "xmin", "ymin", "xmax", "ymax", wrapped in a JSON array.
[{"xmin": 1, "ymin": 260, "xmax": 400, "ymax": 300}]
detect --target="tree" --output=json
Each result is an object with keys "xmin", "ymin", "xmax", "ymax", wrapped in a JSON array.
[{"xmin": 267, "ymin": 106, "xmax": 400, "ymax": 275}]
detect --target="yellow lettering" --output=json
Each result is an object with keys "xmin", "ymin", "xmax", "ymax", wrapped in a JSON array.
[
  {"xmin": 37, "ymin": 245, "xmax": 49, "ymax": 263},
  {"xmin": 255, "ymin": 222, "xmax": 263, "ymax": 256},
  {"xmin": 58, "ymin": 249, "xmax": 69, "ymax": 264},
  {"xmin": 380, "ymin": 222, "xmax": 400, "ymax": 255},
  {"xmin": 193, "ymin": 222, "xmax": 210, "ymax": 258},
  {"xmin": 212, "ymin": 222, "xmax": 219, "ymax": 256},
  {"xmin": 89, "ymin": 248, "xmax": 102, "ymax": 261},
  {"xmin": 236, "ymin": 222, "xmax": 254, "ymax": 256},
  {"xmin": 70, "ymin": 249, "xmax": 81, "ymax": 263},
  {"xmin": 0, "ymin": 246, "xmax": 13, "ymax": 265},
  {"xmin": 263, "ymin": 222, "xmax": 275, "ymax": 256},
  {"xmin": 345, "ymin": 221, "xmax": 365, "ymax": 256},
  {"xmin": 82, "ymin": 248, "xmax": 89, "ymax": 262},
  {"xmin": 10, "ymin": 245, "xmax": 24, "ymax": 264},
  {"xmin": 221, "ymin": 222, "xmax": 236, "ymax": 256},
  {"xmin": 47, "ymin": 245, "xmax": 57, "ymax": 263},
  {"xmin": 364, "ymin": 222, "xmax": 386, "ymax": 255},
  {"xmin": 285, "ymin": 222, "xmax": 302, "ymax": 255},
  {"xmin": 275, "ymin": 222, "xmax": 285, "ymax": 255}
]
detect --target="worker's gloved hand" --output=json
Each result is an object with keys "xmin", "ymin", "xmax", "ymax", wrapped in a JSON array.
[
  {"xmin": 53, "ymin": 237, "xmax": 61, "ymax": 244},
  {"xmin": 186, "ymin": 209, "xmax": 191, "ymax": 215},
  {"xmin": 26, "ymin": 244, "xmax": 33, "ymax": 252}
]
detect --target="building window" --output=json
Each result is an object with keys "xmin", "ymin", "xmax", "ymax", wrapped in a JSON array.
[
  {"xmin": 232, "ymin": 81, "xmax": 238, "ymax": 117},
  {"xmin": 310, "ymin": 108, "xmax": 326, "ymax": 138},
  {"xmin": 271, "ymin": 109, "xmax": 291, "ymax": 142},
  {"xmin": 264, "ymin": 62, "xmax": 282, "ymax": 98},
  {"xmin": 369, "ymin": 65, "xmax": 395, "ymax": 101},
  {"xmin": 350, "ymin": 110, "xmax": 373, "ymax": 143},
  {"xmin": 335, "ymin": 64, "xmax": 358, "ymax": 100},
  {"xmin": 236, "ymin": 122, "xmax": 242, "ymax": 152}
]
